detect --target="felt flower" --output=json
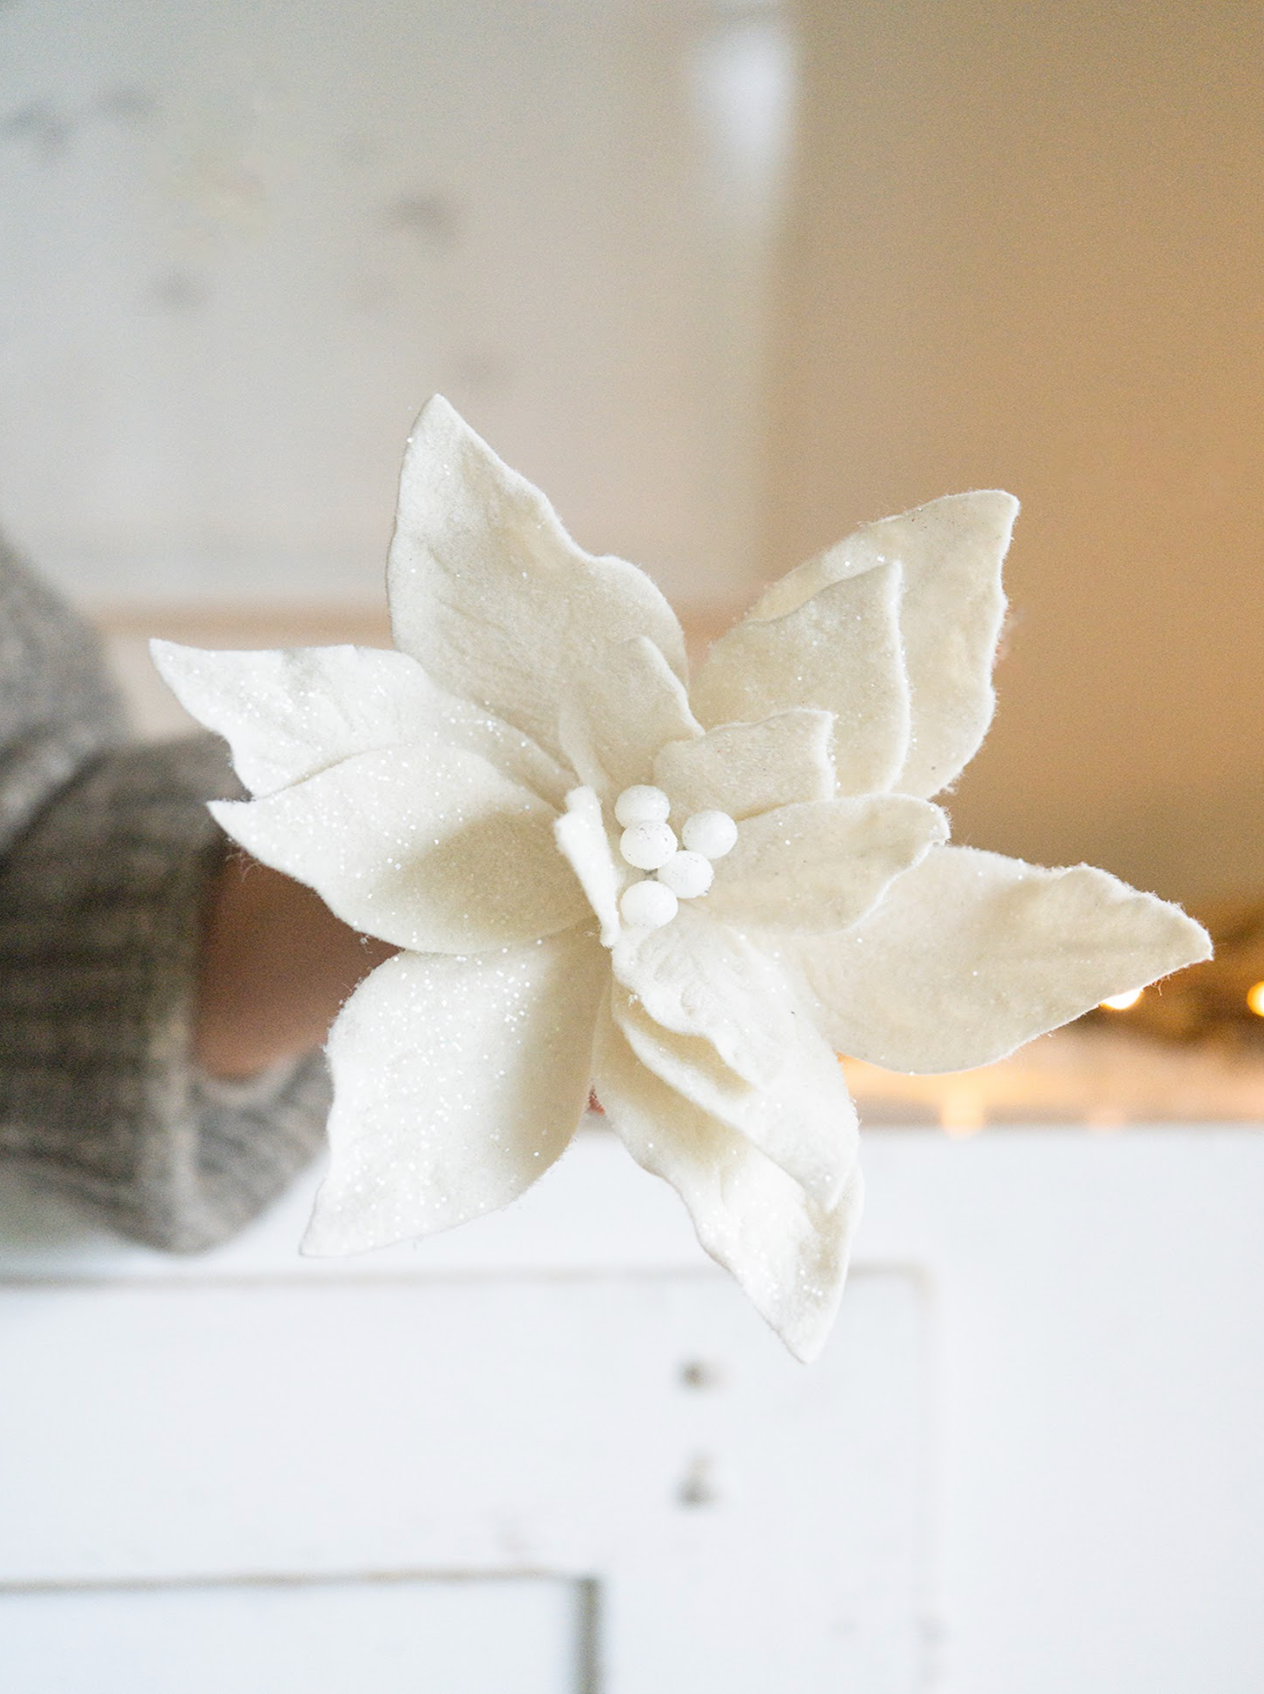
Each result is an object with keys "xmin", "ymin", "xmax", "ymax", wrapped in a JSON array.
[{"xmin": 154, "ymin": 397, "xmax": 1209, "ymax": 1360}]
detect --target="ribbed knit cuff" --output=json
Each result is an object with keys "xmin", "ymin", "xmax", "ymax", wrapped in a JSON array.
[{"xmin": 0, "ymin": 735, "xmax": 330, "ymax": 1250}]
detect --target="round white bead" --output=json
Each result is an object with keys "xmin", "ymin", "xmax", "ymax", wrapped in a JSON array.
[
  {"xmin": 656, "ymin": 849, "xmax": 714, "ymax": 899},
  {"xmin": 614, "ymin": 784, "xmax": 670, "ymax": 828},
  {"xmin": 620, "ymin": 878, "xmax": 679, "ymax": 929},
  {"xmin": 681, "ymin": 810, "xmax": 738, "ymax": 859},
  {"xmin": 620, "ymin": 820, "xmax": 677, "ymax": 871}
]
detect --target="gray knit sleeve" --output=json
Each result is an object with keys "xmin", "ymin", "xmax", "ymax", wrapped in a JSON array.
[{"xmin": 0, "ymin": 541, "xmax": 330, "ymax": 1249}]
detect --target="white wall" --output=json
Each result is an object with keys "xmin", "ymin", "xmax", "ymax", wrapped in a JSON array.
[{"xmin": 0, "ymin": 0, "xmax": 792, "ymax": 608}]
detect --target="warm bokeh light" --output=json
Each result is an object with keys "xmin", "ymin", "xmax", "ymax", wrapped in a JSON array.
[
  {"xmin": 939, "ymin": 1085, "xmax": 986, "ymax": 1136},
  {"xmin": 1101, "ymin": 988, "xmax": 1144, "ymax": 1012},
  {"xmin": 1247, "ymin": 981, "xmax": 1264, "ymax": 1019}
]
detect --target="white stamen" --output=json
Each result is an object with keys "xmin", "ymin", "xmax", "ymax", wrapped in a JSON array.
[
  {"xmin": 614, "ymin": 784, "xmax": 671, "ymax": 827},
  {"xmin": 620, "ymin": 879, "xmax": 679, "ymax": 929},
  {"xmin": 657, "ymin": 849, "xmax": 714, "ymax": 899},
  {"xmin": 681, "ymin": 810, "xmax": 738, "ymax": 859},
  {"xmin": 620, "ymin": 820, "xmax": 677, "ymax": 871}
]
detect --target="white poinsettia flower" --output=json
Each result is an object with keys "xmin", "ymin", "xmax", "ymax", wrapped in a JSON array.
[{"xmin": 153, "ymin": 395, "xmax": 1210, "ymax": 1362}]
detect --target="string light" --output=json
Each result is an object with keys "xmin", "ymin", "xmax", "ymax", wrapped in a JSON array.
[
  {"xmin": 1100, "ymin": 988, "xmax": 1143, "ymax": 1012},
  {"xmin": 1247, "ymin": 981, "xmax": 1264, "ymax": 1019}
]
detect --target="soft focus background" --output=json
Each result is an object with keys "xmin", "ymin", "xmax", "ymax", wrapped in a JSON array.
[
  {"xmin": 2, "ymin": 4, "xmax": 1263, "ymax": 1692},
  {"xmin": 2, "ymin": 0, "xmax": 1261, "ymax": 903}
]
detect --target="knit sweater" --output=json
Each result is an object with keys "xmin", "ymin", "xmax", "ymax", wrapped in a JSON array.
[{"xmin": 0, "ymin": 537, "xmax": 330, "ymax": 1249}]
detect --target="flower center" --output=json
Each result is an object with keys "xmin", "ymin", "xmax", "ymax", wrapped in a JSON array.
[{"xmin": 613, "ymin": 785, "xmax": 737, "ymax": 930}]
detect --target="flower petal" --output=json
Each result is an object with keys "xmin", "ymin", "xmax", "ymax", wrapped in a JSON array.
[
  {"xmin": 150, "ymin": 639, "xmax": 570, "ymax": 806},
  {"xmin": 612, "ymin": 984, "xmax": 858, "ymax": 1210},
  {"xmin": 211, "ymin": 740, "xmax": 588, "ymax": 953},
  {"xmin": 707, "ymin": 795, "xmax": 948, "ymax": 932},
  {"xmin": 769, "ymin": 844, "xmax": 1213, "ymax": 1073},
  {"xmin": 303, "ymin": 932, "xmax": 606, "ymax": 1254},
  {"xmin": 558, "ymin": 635, "xmax": 700, "ymax": 798},
  {"xmin": 594, "ymin": 1010, "xmax": 863, "ymax": 1362},
  {"xmin": 611, "ymin": 901, "xmax": 812, "ymax": 1089},
  {"xmin": 688, "ymin": 563, "xmax": 909, "ymax": 795},
  {"xmin": 388, "ymin": 396, "xmax": 688, "ymax": 765},
  {"xmin": 653, "ymin": 708, "xmax": 835, "ymax": 822},
  {"xmin": 889, "ymin": 492, "xmax": 1017, "ymax": 797},
  {"xmin": 738, "ymin": 492, "xmax": 1018, "ymax": 798},
  {"xmin": 554, "ymin": 785, "xmax": 623, "ymax": 947}
]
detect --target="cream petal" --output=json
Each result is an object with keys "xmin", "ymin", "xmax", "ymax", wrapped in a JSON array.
[
  {"xmin": 611, "ymin": 900, "xmax": 812, "ymax": 1089},
  {"xmin": 612, "ymin": 985, "xmax": 857, "ymax": 1210},
  {"xmin": 388, "ymin": 396, "xmax": 688, "ymax": 765},
  {"xmin": 554, "ymin": 785, "xmax": 623, "ymax": 947},
  {"xmin": 303, "ymin": 934, "xmax": 606, "ymax": 1254},
  {"xmin": 211, "ymin": 740, "xmax": 588, "ymax": 953},
  {"xmin": 739, "ymin": 493, "xmax": 1018, "ymax": 799},
  {"xmin": 594, "ymin": 1011, "xmax": 863, "ymax": 1362},
  {"xmin": 707, "ymin": 795, "xmax": 948, "ymax": 932},
  {"xmin": 689, "ymin": 563, "xmax": 910, "ymax": 795},
  {"xmin": 150, "ymin": 639, "xmax": 569, "ymax": 806},
  {"xmin": 876, "ymin": 492, "xmax": 1017, "ymax": 798},
  {"xmin": 653, "ymin": 709, "xmax": 835, "ymax": 822},
  {"xmin": 770, "ymin": 844, "xmax": 1213, "ymax": 1074},
  {"xmin": 558, "ymin": 635, "xmax": 700, "ymax": 798}
]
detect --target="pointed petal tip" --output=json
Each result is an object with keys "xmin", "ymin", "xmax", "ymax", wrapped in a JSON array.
[
  {"xmin": 299, "ymin": 1201, "xmax": 392, "ymax": 1259},
  {"xmin": 1148, "ymin": 898, "xmax": 1214, "ymax": 972},
  {"xmin": 298, "ymin": 1183, "xmax": 352, "ymax": 1257},
  {"xmin": 413, "ymin": 390, "xmax": 459, "ymax": 431},
  {"xmin": 973, "ymin": 487, "xmax": 1020, "ymax": 540},
  {"xmin": 912, "ymin": 487, "xmax": 1020, "ymax": 552},
  {"xmin": 926, "ymin": 486, "xmax": 1019, "ymax": 518},
  {"xmin": 403, "ymin": 392, "xmax": 483, "ymax": 469},
  {"xmin": 297, "ymin": 1220, "xmax": 337, "ymax": 1259},
  {"xmin": 147, "ymin": 637, "xmax": 202, "ymax": 692},
  {"xmin": 963, "ymin": 487, "xmax": 1020, "ymax": 514},
  {"xmin": 782, "ymin": 1324, "xmax": 829, "ymax": 1367}
]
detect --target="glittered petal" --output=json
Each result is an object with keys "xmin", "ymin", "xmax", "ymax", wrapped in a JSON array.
[
  {"xmin": 653, "ymin": 709, "xmax": 835, "ymax": 822},
  {"xmin": 303, "ymin": 934, "xmax": 606, "ymax": 1254},
  {"xmin": 558, "ymin": 636, "xmax": 700, "ymax": 798},
  {"xmin": 770, "ymin": 844, "xmax": 1213, "ymax": 1073},
  {"xmin": 891, "ymin": 493, "xmax": 1017, "ymax": 797},
  {"xmin": 739, "ymin": 493, "xmax": 1019, "ymax": 799},
  {"xmin": 387, "ymin": 396, "xmax": 688, "ymax": 765},
  {"xmin": 611, "ymin": 901, "xmax": 811, "ymax": 1089},
  {"xmin": 595, "ymin": 1012, "xmax": 863, "ymax": 1362},
  {"xmin": 612, "ymin": 985, "xmax": 858, "ymax": 1210},
  {"xmin": 707, "ymin": 795, "xmax": 948, "ymax": 933},
  {"xmin": 211, "ymin": 740, "xmax": 588, "ymax": 953},
  {"xmin": 689, "ymin": 564, "xmax": 909, "ymax": 796},
  {"xmin": 150, "ymin": 640, "xmax": 570, "ymax": 806},
  {"xmin": 554, "ymin": 786, "xmax": 623, "ymax": 948}
]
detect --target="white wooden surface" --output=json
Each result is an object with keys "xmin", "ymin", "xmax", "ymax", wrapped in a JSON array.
[
  {"xmin": 0, "ymin": 1129, "xmax": 926, "ymax": 1693},
  {"xmin": 0, "ymin": 1578, "xmax": 581, "ymax": 1694},
  {"xmin": 3, "ymin": 1126, "xmax": 1264, "ymax": 1691}
]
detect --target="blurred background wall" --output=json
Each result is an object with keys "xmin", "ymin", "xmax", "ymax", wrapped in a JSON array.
[
  {"xmin": 768, "ymin": 0, "xmax": 1264, "ymax": 905},
  {"xmin": 0, "ymin": 0, "xmax": 792, "ymax": 606},
  {"xmin": 1, "ymin": 0, "xmax": 1260, "ymax": 905}
]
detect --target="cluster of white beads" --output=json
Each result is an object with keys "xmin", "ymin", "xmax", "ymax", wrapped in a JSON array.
[{"xmin": 614, "ymin": 785, "xmax": 736, "ymax": 930}]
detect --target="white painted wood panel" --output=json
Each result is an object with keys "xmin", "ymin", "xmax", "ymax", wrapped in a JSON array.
[
  {"xmin": 0, "ymin": 1261, "xmax": 926, "ymax": 1692},
  {"xmin": 0, "ymin": 1576, "xmax": 581, "ymax": 1694},
  {"xmin": 5, "ymin": 1128, "xmax": 1263, "ymax": 1690}
]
